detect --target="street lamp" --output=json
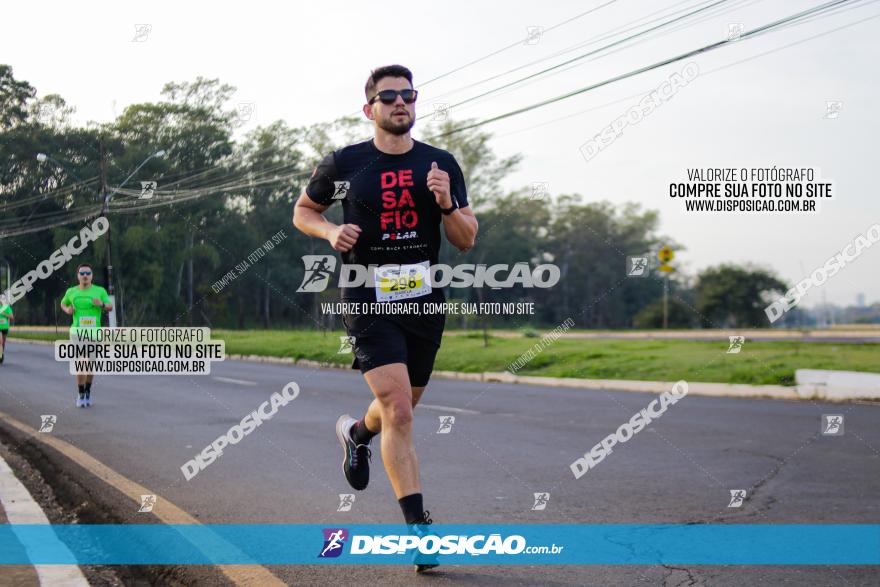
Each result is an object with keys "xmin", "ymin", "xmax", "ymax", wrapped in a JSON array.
[
  {"xmin": 101, "ymin": 149, "xmax": 166, "ymax": 327},
  {"xmin": 35, "ymin": 148, "xmax": 166, "ymax": 327},
  {"xmin": 101, "ymin": 149, "xmax": 166, "ymax": 209},
  {"xmin": 36, "ymin": 152, "xmax": 84, "ymax": 182}
]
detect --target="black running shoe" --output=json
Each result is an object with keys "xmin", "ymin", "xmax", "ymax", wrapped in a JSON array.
[
  {"xmin": 412, "ymin": 510, "xmax": 440, "ymax": 573},
  {"xmin": 335, "ymin": 414, "xmax": 371, "ymax": 491}
]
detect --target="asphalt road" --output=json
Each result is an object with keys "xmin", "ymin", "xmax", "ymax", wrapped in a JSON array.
[{"xmin": 0, "ymin": 340, "xmax": 877, "ymax": 586}]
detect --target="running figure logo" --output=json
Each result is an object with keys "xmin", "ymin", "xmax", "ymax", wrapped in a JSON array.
[
  {"xmin": 531, "ymin": 182, "xmax": 549, "ymax": 201},
  {"xmin": 627, "ymin": 256, "xmax": 648, "ymax": 277},
  {"xmin": 727, "ymin": 23, "xmax": 744, "ymax": 41},
  {"xmin": 824, "ymin": 101, "xmax": 843, "ymax": 119},
  {"xmin": 139, "ymin": 494, "xmax": 157, "ymax": 513},
  {"xmin": 318, "ymin": 528, "xmax": 349, "ymax": 558},
  {"xmin": 432, "ymin": 103, "xmax": 449, "ymax": 121},
  {"xmin": 727, "ymin": 336, "xmax": 745, "ymax": 353},
  {"xmin": 821, "ymin": 414, "xmax": 844, "ymax": 436},
  {"xmin": 436, "ymin": 416, "xmax": 455, "ymax": 434},
  {"xmin": 525, "ymin": 25, "xmax": 544, "ymax": 45},
  {"xmin": 39, "ymin": 415, "xmax": 57, "ymax": 433},
  {"xmin": 728, "ymin": 489, "xmax": 747, "ymax": 508},
  {"xmin": 132, "ymin": 24, "xmax": 152, "ymax": 42},
  {"xmin": 338, "ymin": 336, "xmax": 355, "ymax": 354},
  {"xmin": 332, "ymin": 181, "xmax": 350, "ymax": 200},
  {"xmin": 236, "ymin": 102, "xmax": 255, "ymax": 124},
  {"xmin": 297, "ymin": 255, "xmax": 337, "ymax": 293},
  {"xmin": 337, "ymin": 494, "xmax": 355, "ymax": 512},
  {"xmin": 531, "ymin": 492, "xmax": 550, "ymax": 510},
  {"xmin": 140, "ymin": 181, "xmax": 157, "ymax": 199}
]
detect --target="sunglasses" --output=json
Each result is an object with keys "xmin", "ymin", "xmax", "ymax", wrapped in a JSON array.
[
  {"xmin": 368, "ymin": 89, "xmax": 418, "ymax": 105},
  {"xmin": 79, "ymin": 271, "xmax": 92, "ymax": 276}
]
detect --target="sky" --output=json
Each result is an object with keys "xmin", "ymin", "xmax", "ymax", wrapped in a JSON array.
[{"xmin": 2, "ymin": 0, "xmax": 878, "ymax": 307}]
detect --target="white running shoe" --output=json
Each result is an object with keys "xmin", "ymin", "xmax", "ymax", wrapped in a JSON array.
[{"xmin": 335, "ymin": 414, "xmax": 372, "ymax": 491}]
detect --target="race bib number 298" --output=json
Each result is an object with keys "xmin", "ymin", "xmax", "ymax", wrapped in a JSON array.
[{"xmin": 375, "ymin": 262, "xmax": 431, "ymax": 302}]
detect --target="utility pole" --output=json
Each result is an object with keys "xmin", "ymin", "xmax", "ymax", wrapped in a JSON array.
[
  {"xmin": 658, "ymin": 246, "xmax": 675, "ymax": 330},
  {"xmin": 97, "ymin": 144, "xmax": 165, "ymax": 328},
  {"xmin": 662, "ymin": 273, "xmax": 668, "ymax": 329},
  {"xmin": 99, "ymin": 138, "xmax": 118, "ymax": 327}
]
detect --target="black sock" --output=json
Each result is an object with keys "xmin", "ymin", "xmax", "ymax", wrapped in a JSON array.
[
  {"xmin": 398, "ymin": 493, "xmax": 425, "ymax": 524},
  {"xmin": 350, "ymin": 418, "xmax": 378, "ymax": 445},
  {"xmin": 78, "ymin": 384, "xmax": 85, "ymax": 399},
  {"xmin": 84, "ymin": 382, "xmax": 91, "ymax": 398}
]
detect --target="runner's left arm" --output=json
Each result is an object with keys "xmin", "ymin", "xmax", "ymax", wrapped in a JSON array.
[
  {"xmin": 441, "ymin": 206, "xmax": 478, "ymax": 252},
  {"xmin": 99, "ymin": 288, "xmax": 113, "ymax": 312},
  {"xmin": 431, "ymin": 159, "xmax": 478, "ymax": 251}
]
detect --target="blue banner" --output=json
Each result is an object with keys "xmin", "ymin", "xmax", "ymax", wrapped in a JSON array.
[{"xmin": 0, "ymin": 524, "xmax": 876, "ymax": 565}]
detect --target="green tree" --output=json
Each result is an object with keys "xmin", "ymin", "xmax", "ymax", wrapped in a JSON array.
[{"xmin": 694, "ymin": 264, "xmax": 788, "ymax": 328}]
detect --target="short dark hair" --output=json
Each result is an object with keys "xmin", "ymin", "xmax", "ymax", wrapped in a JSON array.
[
  {"xmin": 77, "ymin": 263, "xmax": 93, "ymax": 271},
  {"xmin": 365, "ymin": 65, "xmax": 413, "ymax": 102}
]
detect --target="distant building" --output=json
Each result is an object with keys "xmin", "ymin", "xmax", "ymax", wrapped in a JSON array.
[{"xmin": 856, "ymin": 293, "xmax": 866, "ymax": 308}]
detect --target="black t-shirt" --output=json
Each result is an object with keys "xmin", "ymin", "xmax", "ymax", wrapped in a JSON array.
[{"xmin": 305, "ymin": 138, "xmax": 470, "ymax": 302}]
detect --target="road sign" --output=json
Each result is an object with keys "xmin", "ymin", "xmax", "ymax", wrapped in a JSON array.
[
  {"xmin": 658, "ymin": 246, "xmax": 674, "ymax": 263},
  {"xmin": 659, "ymin": 264, "xmax": 675, "ymax": 273}
]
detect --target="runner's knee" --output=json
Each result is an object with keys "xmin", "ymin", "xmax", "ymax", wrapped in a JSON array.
[{"xmin": 381, "ymin": 395, "xmax": 413, "ymax": 428}]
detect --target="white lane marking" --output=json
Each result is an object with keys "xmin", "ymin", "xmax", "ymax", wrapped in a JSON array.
[
  {"xmin": 212, "ymin": 377, "xmax": 258, "ymax": 386},
  {"xmin": 417, "ymin": 403, "xmax": 480, "ymax": 415},
  {"xmin": 0, "ymin": 450, "xmax": 89, "ymax": 586},
  {"xmin": 0, "ymin": 411, "xmax": 285, "ymax": 586}
]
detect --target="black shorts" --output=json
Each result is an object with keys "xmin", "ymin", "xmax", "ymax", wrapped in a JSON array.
[{"xmin": 342, "ymin": 309, "xmax": 445, "ymax": 387}]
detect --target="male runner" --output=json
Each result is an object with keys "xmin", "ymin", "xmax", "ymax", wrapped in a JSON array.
[
  {"xmin": 60, "ymin": 262, "xmax": 112, "ymax": 407},
  {"xmin": 293, "ymin": 65, "xmax": 478, "ymax": 572},
  {"xmin": 0, "ymin": 295, "xmax": 12, "ymax": 364}
]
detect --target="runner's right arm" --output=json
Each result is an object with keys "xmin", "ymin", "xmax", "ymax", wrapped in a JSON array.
[
  {"xmin": 60, "ymin": 289, "xmax": 74, "ymax": 316},
  {"xmin": 293, "ymin": 193, "xmax": 361, "ymax": 252},
  {"xmin": 293, "ymin": 153, "xmax": 361, "ymax": 252}
]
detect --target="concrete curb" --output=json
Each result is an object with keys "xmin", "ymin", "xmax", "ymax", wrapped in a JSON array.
[
  {"xmin": 8, "ymin": 338, "xmax": 54, "ymax": 346},
  {"xmin": 14, "ymin": 341, "xmax": 875, "ymax": 403},
  {"xmin": 229, "ymin": 358, "xmax": 850, "ymax": 403},
  {"xmin": 0, "ymin": 445, "xmax": 89, "ymax": 586},
  {"xmin": 436, "ymin": 371, "xmax": 807, "ymax": 401}
]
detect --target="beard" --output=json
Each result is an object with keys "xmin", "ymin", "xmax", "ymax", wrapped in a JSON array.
[{"xmin": 377, "ymin": 112, "xmax": 415, "ymax": 135}]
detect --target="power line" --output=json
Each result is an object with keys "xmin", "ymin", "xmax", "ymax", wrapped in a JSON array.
[
  {"xmin": 444, "ymin": 0, "xmax": 735, "ymax": 111},
  {"xmin": 492, "ymin": 3, "xmax": 879, "ymax": 139},
  {"xmin": 419, "ymin": 0, "xmax": 621, "ymax": 87},
  {"xmin": 427, "ymin": 0, "xmax": 859, "ymax": 140},
  {"xmin": 424, "ymin": 0, "xmax": 739, "ymax": 105},
  {"xmin": 433, "ymin": 0, "xmax": 763, "ymax": 117}
]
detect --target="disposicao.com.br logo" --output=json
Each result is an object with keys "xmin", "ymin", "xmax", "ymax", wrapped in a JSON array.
[
  {"xmin": 318, "ymin": 528, "xmax": 563, "ymax": 558},
  {"xmin": 296, "ymin": 256, "xmax": 560, "ymax": 293},
  {"xmin": 4, "ymin": 216, "xmax": 109, "ymax": 305}
]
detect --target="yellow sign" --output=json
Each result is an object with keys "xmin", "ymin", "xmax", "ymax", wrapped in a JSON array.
[
  {"xmin": 659, "ymin": 264, "xmax": 675, "ymax": 273},
  {"xmin": 658, "ymin": 246, "xmax": 674, "ymax": 263}
]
